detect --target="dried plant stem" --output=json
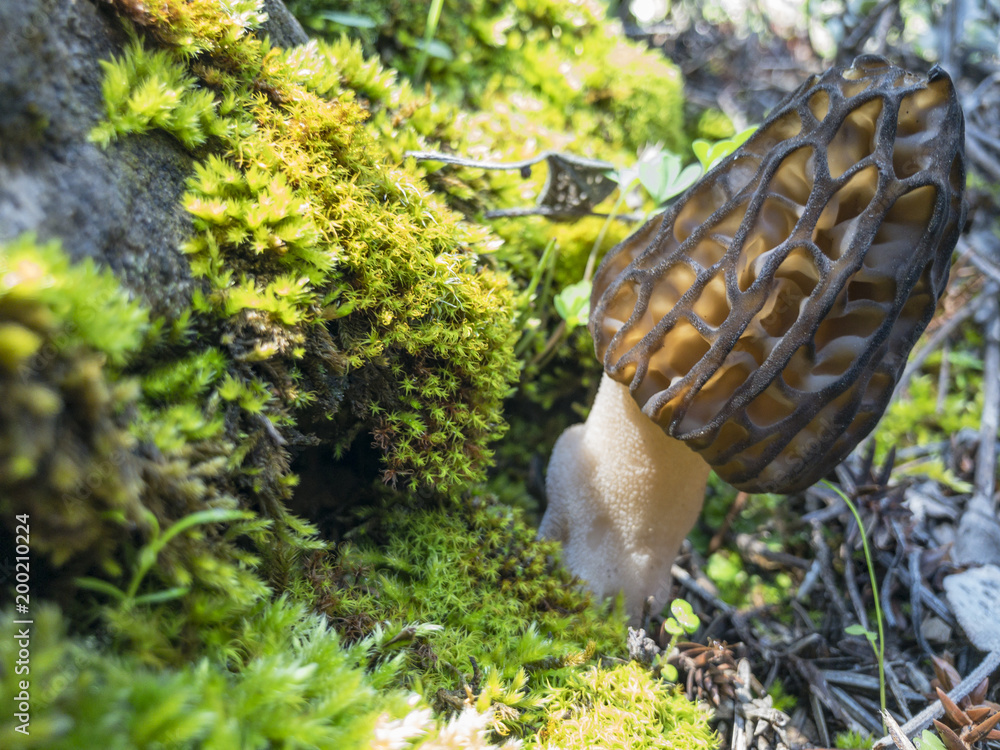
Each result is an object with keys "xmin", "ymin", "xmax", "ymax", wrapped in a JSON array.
[
  {"xmin": 584, "ymin": 184, "xmax": 633, "ymax": 283},
  {"xmin": 972, "ymin": 288, "xmax": 999, "ymax": 508},
  {"xmin": 954, "ymin": 285, "xmax": 1000, "ymax": 565},
  {"xmin": 880, "ymin": 709, "xmax": 918, "ymax": 750}
]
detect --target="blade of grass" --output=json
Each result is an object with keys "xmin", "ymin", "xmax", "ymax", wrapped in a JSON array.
[
  {"xmin": 414, "ymin": 0, "xmax": 445, "ymax": 84},
  {"xmin": 825, "ymin": 480, "xmax": 886, "ymax": 729}
]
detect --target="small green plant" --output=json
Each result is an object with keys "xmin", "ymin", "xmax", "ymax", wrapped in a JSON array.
[
  {"xmin": 636, "ymin": 147, "xmax": 702, "ymax": 205},
  {"xmin": 413, "ymin": 0, "xmax": 450, "ymax": 83},
  {"xmin": 916, "ymin": 729, "xmax": 948, "ymax": 750},
  {"xmin": 658, "ymin": 599, "xmax": 701, "ymax": 682},
  {"xmin": 844, "ymin": 622, "xmax": 878, "ymax": 643},
  {"xmin": 766, "ymin": 678, "xmax": 797, "ymax": 713},
  {"xmin": 691, "ymin": 126, "xmax": 758, "ymax": 171},
  {"xmin": 834, "ymin": 729, "xmax": 875, "ymax": 749},
  {"xmin": 76, "ymin": 508, "xmax": 252, "ymax": 607},
  {"xmin": 553, "ymin": 279, "xmax": 591, "ymax": 330},
  {"xmin": 827, "ymin": 481, "xmax": 887, "ymax": 728}
]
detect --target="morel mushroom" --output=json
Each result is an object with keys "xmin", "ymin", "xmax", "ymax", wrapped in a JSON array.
[{"xmin": 541, "ymin": 56, "xmax": 966, "ymax": 621}]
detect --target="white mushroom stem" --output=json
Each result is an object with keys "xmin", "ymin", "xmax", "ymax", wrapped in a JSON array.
[{"xmin": 539, "ymin": 372, "xmax": 711, "ymax": 624}]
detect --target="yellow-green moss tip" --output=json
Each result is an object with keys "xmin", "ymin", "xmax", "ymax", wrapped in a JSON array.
[{"xmin": 539, "ymin": 661, "xmax": 717, "ymax": 749}]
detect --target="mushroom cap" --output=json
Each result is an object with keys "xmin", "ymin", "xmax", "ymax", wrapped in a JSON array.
[{"xmin": 590, "ymin": 56, "xmax": 966, "ymax": 493}]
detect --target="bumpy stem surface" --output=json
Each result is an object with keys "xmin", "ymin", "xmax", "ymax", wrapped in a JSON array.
[{"xmin": 540, "ymin": 373, "xmax": 711, "ymax": 623}]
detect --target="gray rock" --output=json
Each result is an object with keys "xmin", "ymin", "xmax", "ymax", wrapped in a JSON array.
[
  {"xmin": 263, "ymin": 0, "xmax": 309, "ymax": 47},
  {"xmin": 0, "ymin": 0, "xmax": 307, "ymax": 317},
  {"xmin": 626, "ymin": 626, "xmax": 662, "ymax": 665}
]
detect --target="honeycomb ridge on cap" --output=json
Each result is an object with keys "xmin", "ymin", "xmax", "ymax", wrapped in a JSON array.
[{"xmin": 590, "ymin": 55, "xmax": 966, "ymax": 493}]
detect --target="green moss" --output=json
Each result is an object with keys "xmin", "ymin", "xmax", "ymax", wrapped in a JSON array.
[
  {"xmin": 291, "ymin": 0, "xmax": 685, "ymax": 153},
  {"xmin": 0, "ymin": 235, "xmax": 287, "ymax": 665},
  {"xmin": 307, "ymin": 497, "xmax": 628, "ymax": 737},
  {"xmin": 538, "ymin": 661, "xmax": 716, "ymax": 749},
  {"xmin": 1, "ymin": 3, "xmax": 719, "ymax": 747},
  {"xmin": 0, "ymin": 234, "xmax": 149, "ymax": 363},
  {"xmin": 874, "ymin": 365, "xmax": 982, "ymax": 489},
  {"xmin": 89, "ymin": 36, "xmax": 230, "ymax": 149},
  {"xmin": 0, "ymin": 235, "xmax": 149, "ymax": 567},
  {"xmin": 704, "ymin": 549, "xmax": 795, "ymax": 609},
  {"xmin": 95, "ymin": 6, "xmax": 519, "ymax": 495},
  {"xmin": 103, "ymin": 0, "xmax": 268, "ymax": 61},
  {"xmin": 0, "ymin": 495, "xmax": 708, "ymax": 748},
  {"xmin": 0, "ymin": 601, "xmax": 418, "ymax": 749},
  {"xmin": 835, "ymin": 729, "xmax": 876, "ymax": 750},
  {"xmin": 766, "ymin": 678, "xmax": 797, "ymax": 714}
]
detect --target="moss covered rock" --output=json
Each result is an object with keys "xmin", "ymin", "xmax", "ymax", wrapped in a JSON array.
[
  {"xmin": 0, "ymin": 1, "xmax": 717, "ymax": 747},
  {"xmin": 0, "ymin": 0, "xmax": 305, "ymax": 317}
]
